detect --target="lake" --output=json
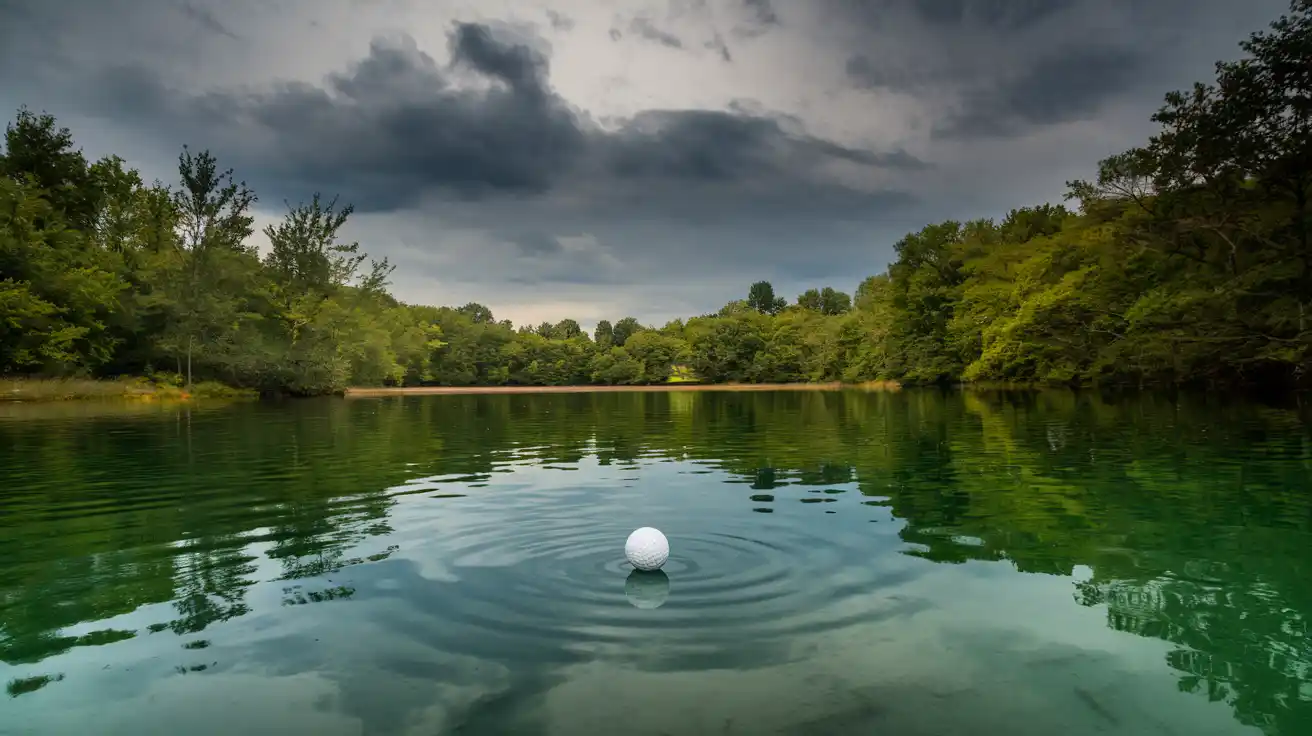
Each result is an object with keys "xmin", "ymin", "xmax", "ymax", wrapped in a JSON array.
[{"xmin": 1, "ymin": 389, "xmax": 1310, "ymax": 735}]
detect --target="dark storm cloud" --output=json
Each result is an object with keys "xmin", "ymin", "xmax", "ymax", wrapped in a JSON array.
[
  {"xmin": 544, "ymin": 9, "xmax": 573, "ymax": 32},
  {"xmin": 932, "ymin": 45, "xmax": 1145, "ymax": 139},
  {"xmin": 61, "ymin": 22, "xmax": 920, "ymax": 215},
  {"xmin": 835, "ymin": 0, "xmax": 1291, "ymax": 140},
  {"xmin": 897, "ymin": 0, "xmax": 1078, "ymax": 30},
  {"xmin": 733, "ymin": 0, "xmax": 780, "ymax": 38},
  {"xmin": 705, "ymin": 32, "xmax": 733, "ymax": 62},
  {"xmin": 628, "ymin": 18, "xmax": 685, "ymax": 49},
  {"xmin": 177, "ymin": 0, "xmax": 241, "ymax": 40},
  {"xmin": 745, "ymin": 0, "xmax": 780, "ymax": 25},
  {"xmin": 512, "ymin": 232, "xmax": 564, "ymax": 257},
  {"xmin": 604, "ymin": 109, "xmax": 926, "ymax": 181}
]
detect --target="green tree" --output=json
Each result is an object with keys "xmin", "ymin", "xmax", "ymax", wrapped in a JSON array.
[
  {"xmin": 0, "ymin": 178, "xmax": 124, "ymax": 372},
  {"xmin": 612, "ymin": 316, "xmax": 642, "ymax": 347},
  {"xmin": 262, "ymin": 194, "xmax": 363, "ymax": 294},
  {"xmin": 456, "ymin": 302, "xmax": 495, "ymax": 324},
  {"xmin": 622, "ymin": 330, "xmax": 687, "ymax": 383},
  {"xmin": 746, "ymin": 280, "xmax": 786, "ymax": 315},
  {"xmin": 0, "ymin": 108, "xmax": 102, "ymax": 231},
  {"xmin": 797, "ymin": 287, "xmax": 852, "ymax": 315},
  {"xmin": 156, "ymin": 147, "xmax": 259, "ymax": 387},
  {"xmin": 594, "ymin": 319, "xmax": 614, "ymax": 347},
  {"xmin": 553, "ymin": 318, "xmax": 583, "ymax": 340}
]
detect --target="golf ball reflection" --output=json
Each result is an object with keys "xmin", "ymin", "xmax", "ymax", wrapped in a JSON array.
[{"xmin": 624, "ymin": 569, "xmax": 670, "ymax": 609}]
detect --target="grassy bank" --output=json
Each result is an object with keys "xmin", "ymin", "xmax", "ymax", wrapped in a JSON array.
[{"xmin": 0, "ymin": 377, "xmax": 256, "ymax": 403}]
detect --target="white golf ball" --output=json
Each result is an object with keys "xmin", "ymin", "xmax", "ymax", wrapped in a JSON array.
[{"xmin": 625, "ymin": 527, "xmax": 669, "ymax": 571}]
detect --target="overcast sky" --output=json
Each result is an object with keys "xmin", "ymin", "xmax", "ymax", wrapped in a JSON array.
[{"xmin": 0, "ymin": 0, "xmax": 1292, "ymax": 330}]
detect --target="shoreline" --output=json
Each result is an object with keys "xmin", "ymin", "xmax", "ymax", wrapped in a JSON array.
[
  {"xmin": 2, "ymin": 377, "xmax": 256, "ymax": 404},
  {"xmin": 343, "ymin": 382, "xmax": 900, "ymax": 397}
]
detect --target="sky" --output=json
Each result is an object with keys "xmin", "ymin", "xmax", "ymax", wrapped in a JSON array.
[{"xmin": 0, "ymin": 0, "xmax": 1294, "ymax": 330}]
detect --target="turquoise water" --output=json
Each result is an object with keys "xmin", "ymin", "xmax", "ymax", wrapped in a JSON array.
[{"xmin": 1, "ymin": 390, "xmax": 1310, "ymax": 735}]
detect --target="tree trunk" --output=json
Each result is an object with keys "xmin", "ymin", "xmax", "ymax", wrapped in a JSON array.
[{"xmin": 186, "ymin": 335, "xmax": 193, "ymax": 388}]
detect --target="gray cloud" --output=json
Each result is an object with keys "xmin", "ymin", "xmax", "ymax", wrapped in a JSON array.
[
  {"xmin": 745, "ymin": 0, "xmax": 779, "ymax": 25},
  {"xmin": 842, "ymin": 57, "xmax": 904, "ymax": 93},
  {"xmin": 513, "ymin": 231, "xmax": 566, "ymax": 257},
  {"xmin": 177, "ymin": 0, "xmax": 241, "ymax": 40},
  {"xmin": 59, "ymin": 22, "xmax": 919, "ymax": 218},
  {"xmin": 545, "ymin": 9, "xmax": 574, "ymax": 32},
  {"xmin": 836, "ymin": 0, "xmax": 1289, "ymax": 140},
  {"xmin": 932, "ymin": 45, "xmax": 1145, "ymax": 139},
  {"xmin": 705, "ymin": 32, "xmax": 732, "ymax": 62},
  {"xmin": 628, "ymin": 18, "xmax": 685, "ymax": 49},
  {"xmin": 734, "ymin": 0, "xmax": 781, "ymax": 38},
  {"xmin": 898, "ymin": 0, "xmax": 1079, "ymax": 30}
]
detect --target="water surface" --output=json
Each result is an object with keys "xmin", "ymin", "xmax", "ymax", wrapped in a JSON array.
[{"xmin": 1, "ymin": 390, "xmax": 1310, "ymax": 735}]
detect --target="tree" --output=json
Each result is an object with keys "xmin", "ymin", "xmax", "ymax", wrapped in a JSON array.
[
  {"xmin": 588, "ymin": 347, "xmax": 644, "ymax": 384},
  {"xmin": 0, "ymin": 108, "xmax": 101, "ymax": 231},
  {"xmin": 554, "ymin": 318, "xmax": 582, "ymax": 340},
  {"xmin": 594, "ymin": 319, "xmax": 614, "ymax": 347},
  {"xmin": 797, "ymin": 287, "xmax": 852, "ymax": 315},
  {"xmin": 854, "ymin": 275, "xmax": 889, "ymax": 312},
  {"xmin": 263, "ymin": 194, "xmax": 363, "ymax": 296},
  {"xmin": 623, "ymin": 330, "xmax": 687, "ymax": 383},
  {"xmin": 457, "ymin": 302, "xmax": 495, "ymax": 324},
  {"xmin": 717, "ymin": 299, "xmax": 752, "ymax": 317},
  {"xmin": 883, "ymin": 221, "xmax": 968, "ymax": 382},
  {"xmin": 746, "ymin": 280, "xmax": 786, "ymax": 315},
  {"xmin": 161, "ymin": 147, "xmax": 259, "ymax": 387},
  {"xmin": 0, "ymin": 178, "xmax": 123, "ymax": 373},
  {"xmin": 612, "ymin": 316, "xmax": 642, "ymax": 347}
]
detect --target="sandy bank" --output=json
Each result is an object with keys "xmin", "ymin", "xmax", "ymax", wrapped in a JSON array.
[{"xmin": 342, "ymin": 382, "xmax": 900, "ymax": 398}]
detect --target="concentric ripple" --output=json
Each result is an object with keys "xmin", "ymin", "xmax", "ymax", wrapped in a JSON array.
[{"xmin": 372, "ymin": 482, "xmax": 929, "ymax": 666}]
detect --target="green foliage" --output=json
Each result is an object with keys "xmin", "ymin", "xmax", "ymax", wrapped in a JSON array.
[
  {"xmin": 746, "ymin": 280, "xmax": 787, "ymax": 315},
  {"xmin": 0, "ymin": 178, "xmax": 124, "ymax": 372},
  {"xmin": 622, "ymin": 330, "xmax": 686, "ymax": 383},
  {"xmin": 611, "ymin": 316, "xmax": 643, "ymax": 347},
  {"xmin": 1, "ymin": 2, "xmax": 1310, "ymax": 391},
  {"xmin": 0, "ymin": 108, "xmax": 102, "ymax": 231},
  {"xmin": 593, "ymin": 319, "xmax": 614, "ymax": 348},
  {"xmin": 796, "ymin": 286, "xmax": 852, "ymax": 315}
]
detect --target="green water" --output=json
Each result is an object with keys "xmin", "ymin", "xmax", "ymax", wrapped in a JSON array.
[{"xmin": 0, "ymin": 390, "xmax": 1310, "ymax": 735}]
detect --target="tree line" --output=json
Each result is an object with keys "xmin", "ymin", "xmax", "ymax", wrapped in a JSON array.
[{"xmin": 2, "ymin": 0, "xmax": 1310, "ymax": 393}]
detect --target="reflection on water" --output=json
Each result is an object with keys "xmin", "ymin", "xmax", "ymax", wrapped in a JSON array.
[
  {"xmin": 625, "ymin": 570, "xmax": 670, "ymax": 610},
  {"xmin": 0, "ymin": 390, "xmax": 1309, "ymax": 735}
]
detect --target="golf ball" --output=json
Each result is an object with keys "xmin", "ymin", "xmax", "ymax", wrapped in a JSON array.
[{"xmin": 625, "ymin": 527, "xmax": 669, "ymax": 571}]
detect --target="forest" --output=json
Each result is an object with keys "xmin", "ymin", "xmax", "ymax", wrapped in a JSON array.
[{"xmin": 2, "ymin": 2, "xmax": 1310, "ymax": 394}]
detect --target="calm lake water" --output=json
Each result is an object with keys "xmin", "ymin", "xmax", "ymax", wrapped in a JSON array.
[{"xmin": 1, "ymin": 390, "xmax": 1310, "ymax": 735}]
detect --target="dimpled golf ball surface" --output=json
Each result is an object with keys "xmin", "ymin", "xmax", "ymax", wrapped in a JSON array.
[{"xmin": 625, "ymin": 527, "xmax": 669, "ymax": 571}]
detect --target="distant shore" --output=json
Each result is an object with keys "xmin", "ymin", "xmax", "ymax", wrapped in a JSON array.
[
  {"xmin": 343, "ymin": 381, "xmax": 900, "ymax": 397},
  {"xmin": 1, "ymin": 377, "xmax": 256, "ymax": 404}
]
